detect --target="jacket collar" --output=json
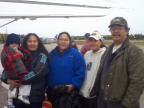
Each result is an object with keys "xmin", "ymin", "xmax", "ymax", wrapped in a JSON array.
[
  {"xmin": 108, "ymin": 38, "xmax": 129, "ymax": 53},
  {"xmin": 102, "ymin": 38, "xmax": 129, "ymax": 64},
  {"xmin": 54, "ymin": 45, "xmax": 72, "ymax": 57}
]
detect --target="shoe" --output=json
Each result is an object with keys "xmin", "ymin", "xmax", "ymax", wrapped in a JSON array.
[
  {"xmin": 18, "ymin": 96, "xmax": 30, "ymax": 104},
  {"xmin": 4, "ymin": 104, "xmax": 15, "ymax": 108}
]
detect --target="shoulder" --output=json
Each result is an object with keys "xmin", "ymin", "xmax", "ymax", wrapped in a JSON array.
[
  {"xmin": 50, "ymin": 49, "xmax": 55, "ymax": 54},
  {"xmin": 124, "ymin": 42, "xmax": 144, "ymax": 60},
  {"xmin": 80, "ymin": 43, "xmax": 87, "ymax": 50},
  {"xmin": 49, "ymin": 50, "xmax": 56, "ymax": 58},
  {"xmin": 84, "ymin": 50, "xmax": 91, "ymax": 56},
  {"xmin": 67, "ymin": 48, "xmax": 83, "ymax": 59},
  {"xmin": 1, "ymin": 49, "xmax": 7, "ymax": 59},
  {"xmin": 82, "ymin": 43, "xmax": 87, "ymax": 47},
  {"xmin": 127, "ymin": 42, "xmax": 143, "ymax": 53},
  {"xmin": 1, "ymin": 49, "xmax": 6, "ymax": 55},
  {"xmin": 84, "ymin": 50, "xmax": 91, "ymax": 59},
  {"xmin": 70, "ymin": 48, "xmax": 81, "ymax": 55},
  {"xmin": 100, "ymin": 47, "xmax": 106, "ymax": 53},
  {"xmin": 34, "ymin": 53, "xmax": 47, "ymax": 62}
]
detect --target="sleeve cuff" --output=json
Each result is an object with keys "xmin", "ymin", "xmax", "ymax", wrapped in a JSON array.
[{"xmin": 72, "ymin": 84, "xmax": 76, "ymax": 89}]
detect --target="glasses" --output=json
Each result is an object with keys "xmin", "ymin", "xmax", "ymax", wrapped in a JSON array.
[
  {"xmin": 58, "ymin": 38, "xmax": 69, "ymax": 42},
  {"xmin": 110, "ymin": 27, "xmax": 125, "ymax": 31}
]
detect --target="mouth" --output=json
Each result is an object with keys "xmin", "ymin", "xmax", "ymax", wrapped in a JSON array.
[
  {"xmin": 113, "ymin": 34, "xmax": 120, "ymax": 37},
  {"xmin": 61, "ymin": 44, "xmax": 66, "ymax": 47},
  {"xmin": 29, "ymin": 46, "xmax": 36, "ymax": 48}
]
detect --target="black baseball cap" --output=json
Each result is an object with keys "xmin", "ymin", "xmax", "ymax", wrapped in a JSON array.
[{"xmin": 84, "ymin": 33, "xmax": 90, "ymax": 38}]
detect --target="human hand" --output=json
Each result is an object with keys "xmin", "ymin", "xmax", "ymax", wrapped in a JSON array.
[
  {"xmin": 16, "ymin": 51, "xmax": 24, "ymax": 58},
  {"xmin": 7, "ymin": 79, "xmax": 20, "ymax": 91},
  {"xmin": 65, "ymin": 84, "xmax": 73, "ymax": 93}
]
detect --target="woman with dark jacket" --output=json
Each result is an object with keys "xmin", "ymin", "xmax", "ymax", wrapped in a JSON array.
[
  {"xmin": 46, "ymin": 32, "xmax": 86, "ymax": 108},
  {"xmin": 1, "ymin": 33, "xmax": 50, "ymax": 108}
]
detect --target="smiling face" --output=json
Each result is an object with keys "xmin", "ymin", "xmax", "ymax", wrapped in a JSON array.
[
  {"xmin": 58, "ymin": 33, "xmax": 70, "ymax": 52},
  {"xmin": 110, "ymin": 25, "xmax": 129, "ymax": 46},
  {"xmin": 27, "ymin": 35, "xmax": 38, "ymax": 51},
  {"xmin": 89, "ymin": 38, "xmax": 102, "ymax": 53}
]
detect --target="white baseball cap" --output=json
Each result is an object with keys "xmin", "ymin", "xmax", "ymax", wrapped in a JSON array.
[{"xmin": 89, "ymin": 31, "xmax": 103, "ymax": 40}]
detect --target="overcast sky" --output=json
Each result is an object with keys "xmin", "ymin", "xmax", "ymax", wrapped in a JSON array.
[{"xmin": 0, "ymin": 0, "xmax": 144, "ymax": 38}]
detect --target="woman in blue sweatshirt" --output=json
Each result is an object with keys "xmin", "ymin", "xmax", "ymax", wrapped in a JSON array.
[{"xmin": 46, "ymin": 32, "xmax": 86, "ymax": 107}]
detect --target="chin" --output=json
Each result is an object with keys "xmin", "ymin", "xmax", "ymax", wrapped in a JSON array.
[{"xmin": 30, "ymin": 49, "xmax": 37, "ymax": 51}]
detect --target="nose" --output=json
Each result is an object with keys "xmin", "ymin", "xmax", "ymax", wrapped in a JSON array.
[
  {"xmin": 31, "ymin": 42, "xmax": 35, "ymax": 45},
  {"xmin": 13, "ymin": 44, "xmax": 17, "ymax": 47},
  {"xmin": 113, "ymin": 28, "xmax": 119, "ymax": 32}
]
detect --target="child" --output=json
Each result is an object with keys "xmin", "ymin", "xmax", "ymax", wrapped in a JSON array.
[{"xmin": 1, "ymin": 33, "xmax": 32, "ymax": 108}]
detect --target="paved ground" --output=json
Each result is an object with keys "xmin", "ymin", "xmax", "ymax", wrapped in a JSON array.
[
  {"xmin": 0, "ymin": 43, "xmax": 144, "ymax": 108},
  {"xmin": 0, "ymin": 82, "xmax": 144, "ymax": 108},
  {"xmin": 0, "ymin": 81, "xmax": 7, "ymax": 108}
]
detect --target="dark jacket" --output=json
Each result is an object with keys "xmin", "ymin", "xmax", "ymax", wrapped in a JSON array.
[
  {"xmin": 90, "ymin": 39, "xmax": 144, "ymax": 108},
  {"xmin": 46, "ymin": 84, "xmax": 80, "ymax": 108},
  {"xmin": 1, "ymin": 51, "xmax": 49, "ymax": 103},
  {"xmin": 23, "ymin": 52, "xmax": 49, "ymax": 102}
]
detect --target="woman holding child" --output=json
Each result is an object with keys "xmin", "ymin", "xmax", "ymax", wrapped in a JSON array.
[{"xmin": 1, "ymin": 33, "xmax": 50, "ymax": 108}]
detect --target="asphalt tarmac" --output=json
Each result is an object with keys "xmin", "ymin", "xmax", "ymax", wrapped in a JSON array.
[{"xmin": 0, "ymin": 43, "xmax": 144, "ymax": 108}]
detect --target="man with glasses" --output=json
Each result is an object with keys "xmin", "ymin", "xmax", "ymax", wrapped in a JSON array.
[{"xmin": 93, "ymin": 17, "xmax": 144, "ymax": 108}]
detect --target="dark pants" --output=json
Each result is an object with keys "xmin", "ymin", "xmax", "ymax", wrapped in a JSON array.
[
  {"xmin": 46, "ymin": 87, "xmax": 81, "ymax": 108},
  {"xmin": 79, "ymin": 95, "xmax": 97, "ymax": 108},
  {"xmin": 14, "ymin": 100, "xmax": 42, "ymax": 108}
]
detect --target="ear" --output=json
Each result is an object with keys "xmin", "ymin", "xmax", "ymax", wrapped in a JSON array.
[{"xmin": 126, "ymin": 29, "xmax": 129, "ymax": 35}]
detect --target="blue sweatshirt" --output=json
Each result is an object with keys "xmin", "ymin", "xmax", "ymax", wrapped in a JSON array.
[{"xmin": 46, "ymin": 46, "xmax": 86, "ymax": 89}]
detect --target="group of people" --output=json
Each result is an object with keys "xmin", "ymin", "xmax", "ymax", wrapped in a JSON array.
[{"xmin": 1, "ymin": 17, "xmax": 144, "ymax": 108}]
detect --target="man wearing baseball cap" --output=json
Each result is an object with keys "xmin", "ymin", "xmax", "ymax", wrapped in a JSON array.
[
  {"xmin": 80, "ymin": 33, "xmax": 91, "ymax": 56},
  {"xmin": 93, "ymin": 17, "xmax": 144, "ymax": 108}
]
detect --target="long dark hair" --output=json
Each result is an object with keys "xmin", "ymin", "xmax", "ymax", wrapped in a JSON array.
[
  {"xmin": 21, "ymin": 33, "xmax": 50, "ymax": 62},
  {"xmin": 71, "ymin": 42, "xmax": 78, "ymax": 50},
  {"xmin": 100, "ymin": 40, "xmax": 106, "ymax": 48}
]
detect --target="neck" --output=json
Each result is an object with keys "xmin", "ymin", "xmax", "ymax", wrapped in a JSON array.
[
  {"xmin": 114, "ymin": 37, "xmax": 127, "ymax": 47},
  {"xmin": 114, "ymin": 40, "xmax": 125, "ymax": 47},
  {"xmin": 29, "ymin": 50, "xmax": 37, "ymax": 55},
  {"xmin": 92, "ymin": 48, "xmax": 100, "ymax": 54},
  {"xmin": 59, "ymin": 49, "xmax": 64, "ymax": 52},
  {"xmin": 114, "ymin": 43, "xmax": 122, "ymax": 47}
]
